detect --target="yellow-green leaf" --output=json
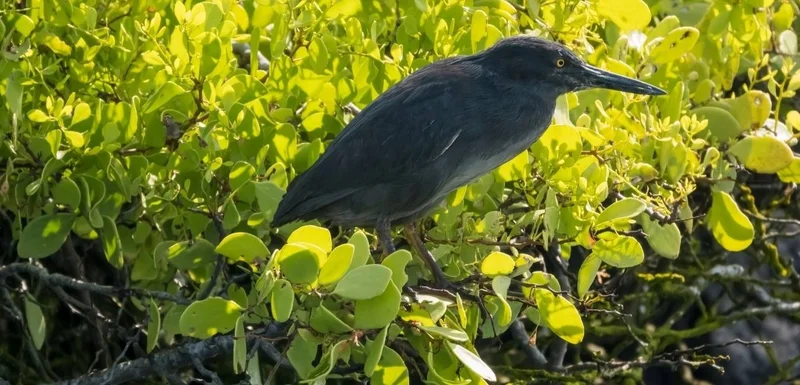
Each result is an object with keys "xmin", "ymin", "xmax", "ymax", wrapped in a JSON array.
[
  {"xmin": 597, "ymin": 0, "xmax": 651, "ymax": 31},
  {"xmin": 146, "ymin": 299, "xmax": 160, "ymax": 353},
  {"xmin": 271, "ymin": 279, "xmax": 294, "ymax": 322},
  {"xmin": 25, "ymin": 295, "xmax": 46, "ymax": 350},
  {"xmin": 534, "ymin": 289, "xmax": 584, "ymax": 344},
  {"xmin": 318, "ymin": 244, "xmax": 355, "ymax": 286},
  {"xmin": 648, "ymin": 27, "xmax": 699, "ymax": 64},
  {"xmin": 277, "ymin": 243, "xmax": 321, "ymax": 284},
  {"xmin": 479, "ymin": 251, "xmax": 515, "ymax": 277},
  {"xmin": 577, "ymin": 254, "xmax": 602, "ymax": 298},
  {"xmin": 707, "ymin": 191, "xmax": 754, "ymax": 252},
  {"xmin": 215, "ymin": 232, "xmax": 268, "ymax": 263},
  {"xmin": 591, "ymin": 235, "xmax": 644, "ymax": 268},
  {"xmin": 17, "ymin": 213, "xmax": 77, "ymax": 259},
  {"xmin": 333, "ymin": 265, "xmax": 392, "ymax": 300},
  {"xmin": 595, "ymin": 198, "xmax": 646, "ymax": 228},
  {"xmin": 729, "ymin": 136, "xmax": 794, "ymax": 174},
  {"xmin": 641, "ymin": 216, "xmax": 681, "ymax": 259},
  {"xmin": 179, "ymin": 297, "xmax": 243, "ymax": 339},
  {"xmin": 287, "ymin": 225, "xmax": 332, "ymax": 253}
]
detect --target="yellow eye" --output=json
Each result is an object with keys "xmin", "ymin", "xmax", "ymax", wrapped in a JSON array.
[{"xmin": 556, "ymin": 58, "xmax": 565, "ymax": 68}]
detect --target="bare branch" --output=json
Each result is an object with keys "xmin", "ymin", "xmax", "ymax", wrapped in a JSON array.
[{"xmin": 0, "ymin": 263, "xmax": 191, "ymax": 305}]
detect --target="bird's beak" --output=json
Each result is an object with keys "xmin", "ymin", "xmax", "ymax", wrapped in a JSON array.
[{"xmin": 581, "ymin": 64, "xmax": 666, "ymax": 96}]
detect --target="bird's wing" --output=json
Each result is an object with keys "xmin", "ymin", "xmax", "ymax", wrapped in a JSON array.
[{"xmin": 273, "ymin": 60, "xmax": 485, "ymax": 225}]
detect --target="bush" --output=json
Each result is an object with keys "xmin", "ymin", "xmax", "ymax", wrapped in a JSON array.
[{"xmin": 1, "ymin": 0, "xmax": 800, "ymax": 384}]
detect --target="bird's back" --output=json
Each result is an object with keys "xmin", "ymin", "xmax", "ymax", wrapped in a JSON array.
[{"xmin": 272, "ymin": 55, "xmax": 553, "ymax": 227}]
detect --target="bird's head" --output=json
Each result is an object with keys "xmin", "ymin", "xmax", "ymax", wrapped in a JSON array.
[{"xmin": 479, "ymin": 35, "xmax": 666, "ymax": 97}]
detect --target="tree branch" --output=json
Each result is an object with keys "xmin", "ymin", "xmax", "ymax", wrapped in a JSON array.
[
  {"xmin": 0, "ymin": 263, "xmax": 191, "ymax": 305},
  {"xmin": 50, "ymin": 323, "xmax": 289, "ymax": 385}
]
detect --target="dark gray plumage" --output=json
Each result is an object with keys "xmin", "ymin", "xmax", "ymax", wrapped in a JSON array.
[{"xmin": 272, "ymin": 35, "xmax": 665, "ymax": 286}]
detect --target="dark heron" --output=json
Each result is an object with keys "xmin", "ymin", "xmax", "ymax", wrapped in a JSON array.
[{"xmin": 272, "ymin": 35, "xmax": 665, "ymax": 287}]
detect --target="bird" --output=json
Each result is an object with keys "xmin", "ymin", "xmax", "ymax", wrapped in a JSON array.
[{"xmin": 272, "ymin": 35, "xmax": 666, "ymax": 288}]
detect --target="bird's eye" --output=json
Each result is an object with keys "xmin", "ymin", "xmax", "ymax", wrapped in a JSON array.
[{"xmin": 556, "ymin": 58, "xmax": 565, "ymax": 68}]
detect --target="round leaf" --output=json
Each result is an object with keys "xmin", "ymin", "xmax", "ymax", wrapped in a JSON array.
[
  {"xmin": 287, "ymin": 224, "xmax": 332, "ymax": 253},
  {"xmin": 332, "ymin": 265, "xmax": 392, "ymax": 300},
  {"xmin": 592, "ymin": 235, "xmax": 644, "ymax": 268},
  {"xmin": 17, "ymin": 213, "xmax": 76, "ymax": 259},
  {"xmin": 479, "ymin": 251, "xmax": 515, "ymax": 277},
  {"xmin": 641, "ymin": 216, "xmax": 681, "ymax": 259},
  {"xmin": 215, "ymin": 232, "xmax": 268, "ymax": 263},
  {"xmin": 277, "ymin": 243, "xmax": 321, "ymax": 284},
  {"xmin": 597, "ymin": 0, "xmax": 651, "ymax": 31},
  {"xmin": 354, "ymin": 281, "xmax": 401, "ymax": 330},
  {"xmin": 179, "ymin": 297, "xmax": 243, "ymax": 339},
  {"xmin": 729, "ymin": 135, "xmax": 794, "ymax": 174}
]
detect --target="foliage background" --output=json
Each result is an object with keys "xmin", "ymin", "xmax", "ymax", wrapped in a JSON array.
[{"xmin": 2, "ymin": 0, "xmax": 800, "ymax": 384}]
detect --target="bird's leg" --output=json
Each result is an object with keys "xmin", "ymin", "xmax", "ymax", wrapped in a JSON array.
[
  {"xmin": 376, "ymin": 218, "xmax": 396, "ymax": 257},
  {"xmin": 403, "ymin": 222, "xmax": 450, "ymax": 288}
]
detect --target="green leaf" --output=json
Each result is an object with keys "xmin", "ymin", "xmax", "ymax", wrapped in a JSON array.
[
  {"xmin": 495, "ymin": 151, "xmax": 529, "ymax": 182},
  {"xmin": 253, "ymin": 181, "xmax": 285, "ymax": 223},
  {"xmin": 347, "ymin": 230, "xmax": 371, "ymax": 271},
  {"xmin": 382, "ymin": 250, "xmax": 411, "ymax": 289},
  {"xmin": 640, "ymin": 216, "xmax": 681, "ymax": 259},
  {"xmin": 288, "ymin": 330, "xmax": 319, "ymax": 379},
  {"xmin": 143, "ymin": 81, "xmax": 185, "ymax": 114},
  {"xmin": 52, "ymin": 177, "xmax": 81, "ymax": 209},
  {"xmin": 100, "ymin": 216, "xmax": 124, "ymax": 268},
  {"xmin": 365, "ymin": 326, "xmax": 389, "ymax": 376},
  {"xmin": 447, "ymin": 341, "xmax": 496, "ymax": 382},
  {"xmin": 222, "ymin": 201, "xmax": 241, "ymax": 230},
  {"xmin": 418, "ymin": 325, "xmax": 469, "ymax": 342},
  {"xmin": 310, "ymin": 305, "xmax": 353, "ymax": 333},
  {"xmin": 596, "ymin": 198, "xmax": 646, "ymax": 228},
  {"xmin": 17, "ymin": 213, "xmax": 76, "ymax": 259},
  {"xmin": 255, "ymin": 270, "xmax": 275, "ymax": 304},
  {"xmin": 729, "ymin": 136, "xmax": 794, "ymax": 174},
  {"xmin": 479, "ymin": 251, "xmax": 515, "ymax": 277},
  {"xmin": 146, "ymin": 299, "xmax": 160, "ymax": 353},
  {"xmin": 491, "ymin": 275, "xmax": 513, "ymax": 327},
  {"xmin": 6, "ymin": 70, "xmax": 23, "ymax": 118},
  {"xmin": 277, "ymin": 243, "xmax": 322, "ymax": 284},
  {"xmin": 648, "ymin": 27, "xmax": 699, "ymax": 64},
  {"xmin": 597, "ymin": 0, "xmax": 651, "ymax": 31},
  {"xmin": 24, "ymin": 295, "xmax": 46, "ymax": 350},
  {"xmin": 287, "ymin": 225, "xmax": 332, "ymax": 253},
  {"xmin": 521, "ymin": 271, "xmax": 561, "ymax": 299},
  {"xmin": 167, "ymin": 239, "xmax": 217, "ymax": 269},
  {"xmin": 354, "ymin": 281, "xmax": 401, "ymax": 329},
  {"xmin": 534, "ymin": 289, "xmax": 584, "ymax": 344},
  {"xmin": 370, "ymin": 347, "xmax": 410, "ymax": 385},
  {"xmin": 333, "ymin": 265, "xmax": 392, "ymax": 300},
  {"xmin": 215, "ymin": 232, "xmax": 268, "ymax": 263},
  {"xmin": 233, "ymin": 316, "xmax": 246, "ymax": 373},
  {"xmin": 271, "ymin": 279, "xmax": 294, "ymax": 322},
  {"xmin": 577, "ymin": 254, "xmax": 602, "ymax": 298},
  {"xmin": 318, "ymin": 244, "xmax": 354, "ymax": 286},
  {"xmin": 591, "ymin": 235, "xmax": 644, "ymax": 268},
  {"xmin": 777, "ymin": 157, "xmax": 800, "ymax": 183},
  {"xmin": 229, "ymin": 161, "xmax": 255, "ymax": 191},
  {"xmin": 179, "ymin": 297, "xmax": 243, "ymax": 339},
  {"xmin": 707, "ymin": 191, "xmax": 754, "ymax": 252}
]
